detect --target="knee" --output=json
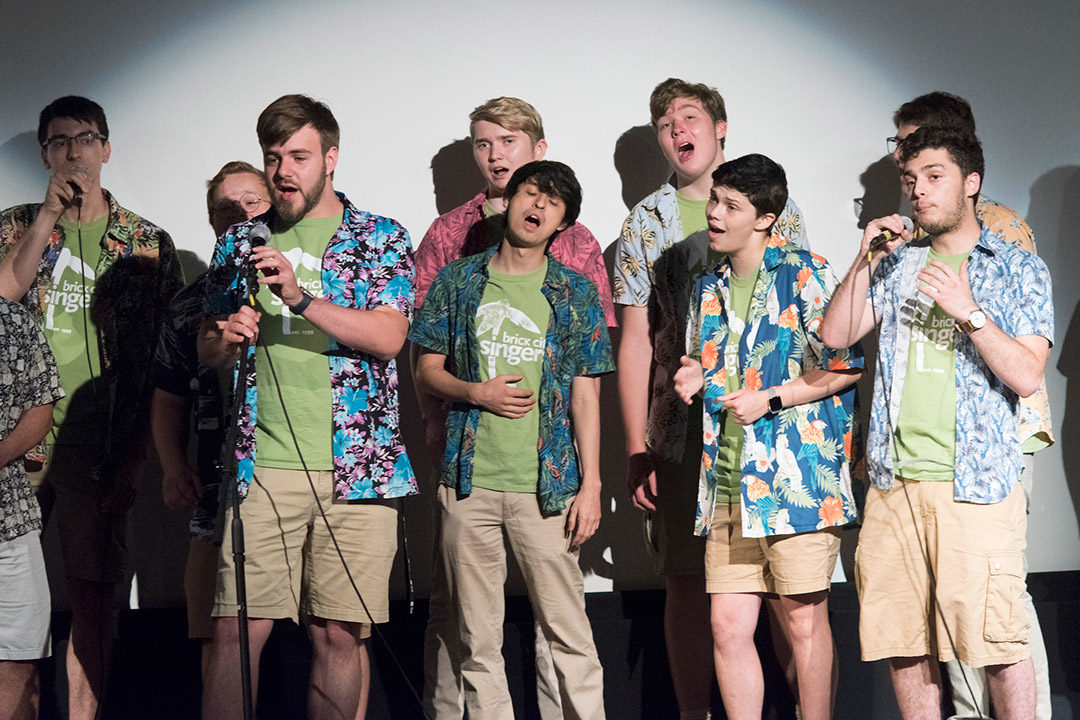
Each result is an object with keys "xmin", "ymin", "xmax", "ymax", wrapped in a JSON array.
[
  {"xmin": 710, "ymin": 611, "xmax": 751, "ymax": 649},
  {"xmin": 309, "ymin": 618, "xmax": 364, "ymax": 658}
]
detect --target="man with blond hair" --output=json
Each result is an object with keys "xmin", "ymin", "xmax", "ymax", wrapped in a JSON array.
[{"xmin": 413, "ymin": 95, "xmax": 614, "ymax": 719}]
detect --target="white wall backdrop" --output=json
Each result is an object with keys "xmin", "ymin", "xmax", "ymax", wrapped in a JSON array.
[{"xmin": 2, "ymin": 0, "xmax": 1078, "ymax": 604}]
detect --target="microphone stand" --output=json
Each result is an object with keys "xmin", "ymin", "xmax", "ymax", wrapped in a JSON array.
[{"xmin": 214, "ymin": 292, "xmax": 259, "ymax": 720}]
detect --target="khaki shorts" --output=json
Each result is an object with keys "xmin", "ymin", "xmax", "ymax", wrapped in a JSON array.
[
  {"xmin": 28, "ymin": 444, "xmax": 128, "ymax": 583},
  {"xmin": 855, "ymin": 480, "xmax": 1029, "ymax": 667},
  {"xmin": 644, "ymin": 400, "xmax": 706, "ymax": 576},
  {"xmin": 705, "ymin": 501, "xmax": 841, "ymax": 595},
  {"xmin": 0, "ymin": 531, "xmax": 52, "ymax": 660},
  {"xmin": 213, "ymin": 466, "xmax": 398, "ymax": 625}
]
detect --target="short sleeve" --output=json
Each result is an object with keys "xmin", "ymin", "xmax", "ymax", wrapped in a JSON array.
[
  {"xmin": 407, "ymin": 265, "xmax": 453, "ymax": 355},
  {"xmin": 574, "ymin": 279, "xmax": 615, "ymax": 377}
]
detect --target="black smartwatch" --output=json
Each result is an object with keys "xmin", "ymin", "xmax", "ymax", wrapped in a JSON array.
[
  {"xmin": 767, "ymin": 386, "xmax": 783, "ymax": 414},
  {"xmin": 289, "ymin": 291, "xmax": 314, "ymax": 316}
]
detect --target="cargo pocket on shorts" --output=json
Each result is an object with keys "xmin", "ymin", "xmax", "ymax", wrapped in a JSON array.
[{"xmin": 983, "ymin": 552, "xmax": 1029, "ymax": 643}]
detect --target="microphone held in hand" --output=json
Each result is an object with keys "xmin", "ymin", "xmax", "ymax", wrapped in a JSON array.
[
  {"xmin": 69, "ymin": 164, "xmax": 88, "ymax": 208},
  {"xmin": 246, "ymin": 223, "xmax": 271, "ymax": 301},
  {"xmin": 868, "ymin": 215, "xmax": 914, "ymax": 251}
]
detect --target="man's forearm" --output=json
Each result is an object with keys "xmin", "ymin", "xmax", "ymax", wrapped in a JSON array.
[
  {"xmin": 0, "ymin": 403, "xmax": 54, "ymax": 467},
  {"xmin": 301, "ymin": 300, "xmax": 408, "ymax": 361},
  {"xmin": 415, "ymin": 352, "xmax": 478, "ymax": 406},
  {"xmin": 571, "ymin": 376, "xmax": 602, "ymax": 488},
  {"xmin": 151, "ymin": 389, "xmax": 191, "ymax": 469},
  {"xmin": 969, "ymin": 326, "xmax": 1048, "ymax": 398},
  {"xmin": 774, "ymin": 368, "xmax": 862, "ymax": 408},
  {"xmin": 616, "ymin": 305, "xmax": 652, "ymax": 456},
  {"xmin": 0, "ymin": 211, "xmax": 59, "ymax": 301},
  {"xmin": 821, "ymin": 252, "xmax": 876, "ymax": 349}
]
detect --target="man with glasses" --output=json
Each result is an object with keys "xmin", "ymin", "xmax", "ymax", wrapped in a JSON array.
[
  {"xmin": 0, "ymin": 95, "xmax": 182, "ymax": 720},
  {"xmin": 886, "ymin": 91, "xmax": 1054, "ymax": 720}
]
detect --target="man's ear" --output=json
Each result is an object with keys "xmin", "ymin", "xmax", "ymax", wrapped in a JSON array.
[
  {"xmin": 714, "ymin": 120, "xmax": 728, "ymax": 144},
  {"xmin": 532, "ymin": 138, "xmax": 548, "ymax": 161},
  {"xmin": 965, "ymin": 171, "xmax": 981, "ymax": 200},
  {"xmin": 325, "ymin": 146, "xmax": 339, "ymax": 176},
  {"xmin": 754, "ymin": 212, "xmax": 777, "ymax": 232}
]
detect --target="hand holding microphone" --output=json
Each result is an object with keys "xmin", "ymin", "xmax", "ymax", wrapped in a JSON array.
[
  {"xmin": 863, "ymin": 214, "xmax": 913, "ymax": 263},
  {"xmin": 68, "ymin": 164, "xmax": 89, "ymax": 208}
]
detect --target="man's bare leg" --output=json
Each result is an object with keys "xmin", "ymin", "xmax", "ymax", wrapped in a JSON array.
[
  {"xmin": 666, "ymin": 573, "xmax": 716, "ymax": 718},
  {"xmin": 986, "ymin": 657, "xmax": 1036, "ymax": 720},
  {"xmin": 766, "ymin": 595, "xmax": 798, "ymax": 709},
  {"xmin": 308, "ymin": 617, "xmax": 364, "ymax": 720},
  {"xmin": 353, "ymin": 639, "xmax": 370, "ymax": 720},
  {"xmin": 202, "ymin": 616, "xmax": 274, "ymax": 720},
  {"xmin": 0, "ymin": 660, "xmax": 40, "ymax": 720},
  {"xmin": 66, "ymin": 577, "xmax": 116, "ymax": 720},
  {"xmin": 711, "ymin": 592, "xmax": 764, "ymax": 720},
  {"xmin": 778, "ymin": 591, "xmax": 836, "ymax": 720},
  {"xmin": 889, "ymin": 656, "xmax": 942, "ymax": 720}
]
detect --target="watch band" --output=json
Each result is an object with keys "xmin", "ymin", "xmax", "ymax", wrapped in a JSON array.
[
  {"xmin": 767, "ymin": 386, "xmax": 783, "ymax": 414},
  {"xmin": 289, "ymin": 291, "xmax": 314, "ymax": 316}
]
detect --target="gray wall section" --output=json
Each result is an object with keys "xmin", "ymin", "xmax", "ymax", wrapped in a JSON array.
[{"xmin": 2, "ymin": 0, "xmax": 1078, "ymax": 608}]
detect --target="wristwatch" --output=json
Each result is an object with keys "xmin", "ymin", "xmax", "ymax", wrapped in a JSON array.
[
  {"xmin": 288, "ymin": 291, "xmax": 314, "ymax": 316},
  {"xmin": 956, "ymin": 307, "xmax": 987, "ymax": 334},
  {"xmin": 767, "ymin": 386, "xmax": 783, "ymax": 414}
]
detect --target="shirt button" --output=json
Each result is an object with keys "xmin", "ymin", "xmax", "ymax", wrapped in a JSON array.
[{"xmin": 994, "ymin": 563, "xmax": 1001, "ymax": 570}]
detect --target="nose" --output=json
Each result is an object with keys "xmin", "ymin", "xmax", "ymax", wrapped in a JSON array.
[{"xmin": 66, "ymin": 140, "xmax": 82, "ymax": 161}]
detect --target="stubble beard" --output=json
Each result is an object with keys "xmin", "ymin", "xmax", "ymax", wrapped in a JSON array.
[{"xmin": 274, "ymin": 164, "xmax": 327, "ymax": 224}]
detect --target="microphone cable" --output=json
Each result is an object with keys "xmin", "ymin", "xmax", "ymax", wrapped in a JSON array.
[
  {"xmin": 865, "ymin": 250, "xmax": 984, "ymax": 718},
  {"xmin": 251, "ymin": 293, "xmax": 433, "ymax": 720}
]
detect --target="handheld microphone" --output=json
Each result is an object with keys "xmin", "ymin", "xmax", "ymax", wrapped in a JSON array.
[
  {"xmin": 246, "ymin": 224, "xmax": 271, "ymax": 303},
  {"xmin": 868, "ymin": 216, "xmax": 914, "ymax": 251},
  {"xmin": 69, "ymin": 165, "xmax": 88, "ymax": 208}
]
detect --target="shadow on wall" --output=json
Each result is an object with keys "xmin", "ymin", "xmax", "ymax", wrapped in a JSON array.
[
  {"xmin": 0, "ymin": 131, "xmax": 47, "ymax": 206},
  {"xmin": 855, "ymin": 154, "xmax": 903, "ymax": 229},
  {"xmin": 614, "ymin": 124, "xmax": 672, "ymax": 211},
  {"xmin": 430, "ymin": 138, "xmax": 485, "ymax": 216}
]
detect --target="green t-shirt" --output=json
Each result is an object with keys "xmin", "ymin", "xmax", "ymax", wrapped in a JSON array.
[
  {"xmin": 893, "ymin": 249, "xmax": 969, "ymax": 482},
  {"xmin": 712, "ymin": 264, "xmax": 760, "ymax": 501},
  {"xmin": 47, "ymin": 216, "xmax": 109, "ymax": 444},
  {"xmin": 254, "ymin": 214, "xmax": 341, "ymax": 470},
  {"xmin": 676, "ymin": 191, "xmax": 709, "ymax": 239},
  {"xmin": 471, "ymin": 261, "xmax": 550, "ymax": 494}
]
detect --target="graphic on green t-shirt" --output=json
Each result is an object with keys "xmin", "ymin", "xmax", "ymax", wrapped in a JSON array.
[
  {"xmin": 471, "ymin": 261, "xmax": 550, "ymax": 494},
  {"xmin": 47, "ymin": 216, "xmax": 109, "ymax": 443},
  {"xmin": 712, "ymin": 264, "xmax": 760, "ymax": 501},
  {"xmin": 893, "ymin": 249, "xmax": 969, "ymax": 482},
  {"xmin": 254, "ymin": 213, "xmax": 341, "ymax": 470},
  {"xmin": 676, "ymin": 191, "xmax": 709, "ymax": 240}
]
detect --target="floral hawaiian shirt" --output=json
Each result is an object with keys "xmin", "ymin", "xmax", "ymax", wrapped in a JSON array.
[
  {"xmin": 0, "ymin": 298, "xmax": 64, "ymax": 542},
  {"xmin": 0, "ymin": 191, "xmax": 183, "ymax": 460},
  {"xmin": 414, "ymin": 190, "xmax": 616, "ymax": 327},
  {"xmin": 866, "ymin": 225, "xmax": 1054, "ymax": 503},
  {"xmin": 409, "ymin": 247, "xmax": 614, "ymax": 515},
  {"xmin": 688, "ymin": 244, "xmax": 863, "ymax": 538},
  {"xmin": 204, "ymin": 194, "xmax": 418, "ymax": 501},
  {"xmin": 150, "ymin": 274, "xmax": 225, "ymax": 540},
  {"xmin": 614, "ymin": 182, "xmax": 808, "ymax": 462}
]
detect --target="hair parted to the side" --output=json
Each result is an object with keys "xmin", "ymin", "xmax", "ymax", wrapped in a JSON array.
[
  {"xmin": 649, "ymin": 78, "xmax": 727, "ymax": 148},
  {"xmin": 711, "ymin": 154, "xmax": 788, "ymax": 231},
  {"xmin": 899, "ymin": 126, "xmax": 984, "ymax": 202},
  {"xmin": 504, "ymin": 160, "xmax": 582, "ymax": 230},
  {"xmin": 38, "ymin": 96, "xmax": 109, "ymax": 145},
  {"xmin": 204, "ymin": 160, "xmax": 265, "ymax": 224},
  {"xmin": 893, "ymin": 91, "xmax": 976, "ymax": 134},
  {"xmin": 469, "ymin": 97, "xmax": 546, "ymax": 146},
  {"xmin": 256, "ymin": 94, "xmax": 339, "ymax": 154}
]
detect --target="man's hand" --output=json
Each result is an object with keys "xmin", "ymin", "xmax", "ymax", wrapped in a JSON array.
[
  {"xmin": 626, "ymin": 452, "xmax": 657, "ymax": 512},
  {"xmin": 472, "ymin": 374, "xmax": 535, "ymax": 418},
  {"xmin": 41, "ymin": 167, "xmax": 89, "ymax": 218},
  {"xmin": 918, "ymin": 259, "xmax": 978, "ymax": 322},
  {"xmin": 566, "ymin": 483, "xmax": 601, "ymax": 550},
  {"xmin": 161, "ymin": 461, "xmax": 203, "ymax": 512},
  {"xmin": 721, "ymin": 388, "xmax": 769, "ymax": 426},
  {"xmin": 674, "ymin": 355, "xmax": 704, "ymax": 405},
  {"xmin": 101, "ymin": 451, "xmax": 148, "ymax": 515},
  {"xmin": 218, "ymin": 304, "xmax": 261, "ymax": 355},
  {"xmin": 252, "ymin": 245, "xmax": 303, "ymax": 306},
  {"xmin": 859, "ymin": 214, "xmax": 910, "ymax": 261}
]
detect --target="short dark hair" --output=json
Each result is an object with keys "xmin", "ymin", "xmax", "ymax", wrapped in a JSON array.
[
  {"xmin": 899, "ymin": 126, "xmax": 984, "ymax": 202},
  {"xmin": 256, "ymin": 94, "xmax": 339, "ymax": 154},
  {"xmin": 711, "ymin": 154, "xmax": 788, "ymax": 229},
  {"xmin": 38, "ymin": 96, "xmax": 108, "ymax": 146},
  {"xmin": 205, "ymin": 160, "xmax": 265, "ymax": 223},
  {"xmin": 504, "ymin": 160, "xmax": 582, "ymax": 230},
  {"xmin": 893, "ymin": 91, "xmax": 976, "ymax": 134},
  {"xmin": 649, "ymin": 78, "xmax": 727, "ymax": 149}
]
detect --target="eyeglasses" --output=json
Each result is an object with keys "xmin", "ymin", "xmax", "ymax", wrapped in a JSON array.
[
  {"xmin": 213, "ymin": 192, "xmax": 269, "ymax": 216},
  {"xmin": 886, "ymin": 136, "xmax": 906, "ymax": 154},
  {"xmin": 43, "ymin": 131, "xmax": 108, "ymax": 151}
]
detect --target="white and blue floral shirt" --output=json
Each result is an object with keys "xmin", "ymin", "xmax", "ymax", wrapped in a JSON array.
[{"xmin": 866, "ymin": 225, "xmax": 1054, "ymax": 503}]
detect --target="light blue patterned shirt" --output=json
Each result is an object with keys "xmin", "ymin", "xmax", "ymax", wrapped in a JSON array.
[{"xmin": 866, "ymin": 225, "xmax": 1054, "ymax": 503}]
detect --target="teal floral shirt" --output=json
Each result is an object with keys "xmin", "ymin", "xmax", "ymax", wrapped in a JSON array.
[
  {"xmin": 409, "ymin": 247, "xmax": 614, "ymax": 514},
  {"xmin": 689, "ymin": 244, "xmax": 863, "ymax": 538}
]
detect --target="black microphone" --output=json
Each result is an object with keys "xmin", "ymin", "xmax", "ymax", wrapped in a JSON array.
[
  {"xmin": 69, "ymin": 164, "xmax": 88, "ymax": 208},
  {"xmin": 246, "ymin": 224, "xmax": 271, "ymax": 302},
  {"xmin": 868, "ymin": 216, "xmax": 914, "ymax": 251}
]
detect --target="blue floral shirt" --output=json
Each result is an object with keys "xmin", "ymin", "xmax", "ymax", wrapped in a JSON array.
[
  {"xmin": 204, "ymin": 193, "xmax": 418, "ymax": 501},
  {"xmin": 689, "ymin": 244, "xmax": 863, "ymax": 538},
  {"xmin": 409, "ymin": 248, "xmax": 614, "ymax": 515},
  {"xmin": 866, "ymin": 225, "xmax": 1054, "ymax": 503}
]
